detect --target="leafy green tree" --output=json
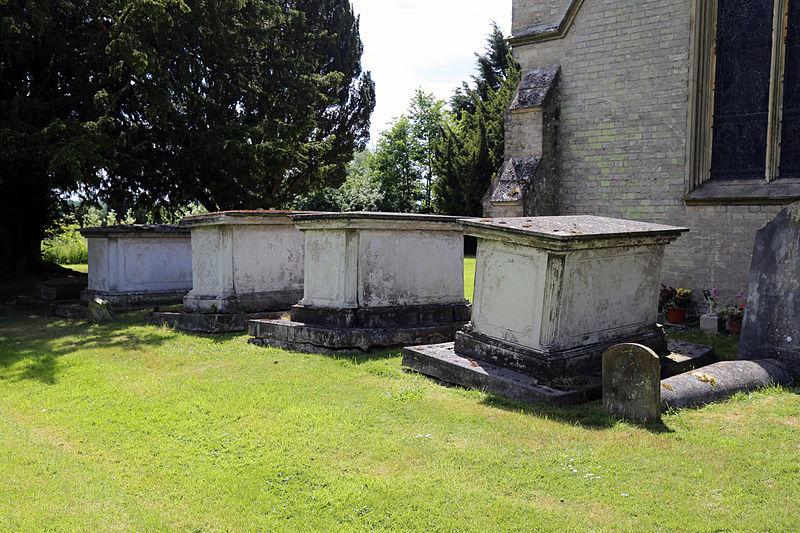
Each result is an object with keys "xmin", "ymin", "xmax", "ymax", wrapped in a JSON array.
[
  {"xmin": 371, "ymin": 116, "xmax": 424, "ymax": 213},
  {"xmin": 450, "ymin": 22, "xmax": 514, "ymax": 119},
  {"xmin": 0, "ymin": 0, "xmax": 374, "ymax": 277},
  {"xmin": 369, "ymin": 90, "xmax": 450, "ymax": 213},
  {"xmin": 293, "ymin": 150, "xmax": 382, "ymax": 212},
  {"xmin": 433, "ymin": 24, "xmax": 520, "ymax": 217}
]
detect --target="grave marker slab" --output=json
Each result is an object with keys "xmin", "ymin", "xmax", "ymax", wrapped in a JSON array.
[
  {"xmin": 738, "ymin": 202, "xmax": 800, "ymax": 376},
  {"xmin": 602, "ymin": 343, "xmax": 661, "ymax": 422}
]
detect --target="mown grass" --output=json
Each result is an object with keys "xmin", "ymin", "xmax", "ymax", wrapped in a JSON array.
[
  {"xmin": 1, "ymin": 257, "xmax": 797, "ymax": 530},
  {"xmin": 60, "ymin": 264, "xmax": 88, "ymax": 274},
  {"xmin": 1, "ymin": 303, "xmax": 798, "ymax": 531},
  {"xmin": 464, "ymin": 255, "xmax": 475, "ymax": 301}
]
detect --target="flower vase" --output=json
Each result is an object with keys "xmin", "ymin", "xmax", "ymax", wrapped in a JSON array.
[{"xmin": 727, "ymin": 319, "xmax": 742, "ymax": 335}]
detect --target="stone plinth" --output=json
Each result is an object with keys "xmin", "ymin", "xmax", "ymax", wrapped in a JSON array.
[
  {"xmin": 248, "ymin": 212, "xmax": 471, "ymax": 352},
  {"xmin": 738, "ymin": 202, "xmax": 800, "ymax": 377},
  {"xmin": 455, "ymin": 216, "xmax": 687, "ymax": 379},
  {"xmin": 180, "ymin": 211, "xmax": 305, "ymax": 313},
  {"xmin": 81, "ymin": 225, "xmax": 192, "ymax": 308}
]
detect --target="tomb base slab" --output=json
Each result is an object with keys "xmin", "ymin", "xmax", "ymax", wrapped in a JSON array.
[
  {"xmin": 81, "ymin": 289, "xmax": 188, "ymax": 309},
  {"xmin": 402, "ymin": 342, "xmax": 602, "ymax": 406},
  {"xmin": 183, "ymin": 290, "xmax": 304, "ymax": 314},
  {"xmin": 146, "ymin": 310, "xmax": 285, "ymax": 333},
  {"xmin": 404, "ymin": 339, "xmax": 715, "ymax": 406},
  {"xmin": 454, "ymin": 325, "xmax": 668, "ymax": 380},
  {"xmin": 248, "ymin": 319, "xmax": 464, "ymax": 354}
]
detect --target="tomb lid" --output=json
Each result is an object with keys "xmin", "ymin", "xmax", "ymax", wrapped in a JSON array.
[
  {"xmin": 80, "ymin": 224, "xmax": 189, "ymax": 237},
  {"xmin": 461, "ymin": 216, "xmax": 687, "ymax": 248},
  {"xmin": 289, "ymin": 211, "xmax": 469, "ymax": 230},
  {"xmin": 179, "ymin": 210, "xmax": 313, "ymax": 227}
]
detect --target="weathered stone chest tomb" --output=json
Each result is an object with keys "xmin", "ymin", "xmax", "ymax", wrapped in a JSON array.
[
  {"xmin": 404, "ymin": 215, "xmax": 688, "ymax": 404},
  {"xmin": 249, "ymin": 212, "xmax": 471, "ymax": 352},
  {"xmin": 80, "ymin": 224, "xmax": 192, "ymax": 308},
  {"xmin": 180, "ymin": 210, "xmax": 305, "ymax": 313}
]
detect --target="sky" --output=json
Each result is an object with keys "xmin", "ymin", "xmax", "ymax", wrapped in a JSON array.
[{"xmin": 349, "ymin": 0, "xmax": 511, "ymax": 143}]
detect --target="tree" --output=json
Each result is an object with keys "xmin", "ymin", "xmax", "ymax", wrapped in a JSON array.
[
  {"xmin": 369, "ymin": 90, "xmax": 450, "ymax": 213},
  {"xmin": 0, "ymin": 0, "xmax": 375, "ymax": 278},
  {"xmin": 433, "ymin": 24, "xmax": 520, "ymax": 217},
  {"xmin": 293, "ymin": 150, "xmax": 382, "ymax": 212},
  {"xmin": 450, "ymin": 22, "xmax": 514, "ymax": 119},
  {"xmin": 371, "ymin": 116, "xmax": 423, "ymax": 213}
]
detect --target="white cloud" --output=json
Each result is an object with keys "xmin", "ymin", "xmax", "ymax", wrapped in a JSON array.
[{"xmin": 350, "ymin": 0, "xmax": 512, "ymax": 141}]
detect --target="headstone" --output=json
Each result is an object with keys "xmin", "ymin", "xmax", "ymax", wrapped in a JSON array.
[
  {"xmin": 249, "ymin": 212, "xmax": 471, "ymax": 352},
  {"xmin": 81, "ymin": 224, "xmax": 192, "ymax": 308},
  {"xmin": 738, "ymin": 202, "xmax": 800, "ymax": 376},
  {"xmin": 602, "ymin": 343, "xmax": 661, "ymax": 422},
  {"xmin": 88, "ymin": 297, "xmax": 116, "ymax": 321}
]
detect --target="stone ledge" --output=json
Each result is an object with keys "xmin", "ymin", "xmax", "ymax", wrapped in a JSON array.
[
  {"xmin": 147, "ymin": 311, "xmax": 285, "ymax": 333},
  {"xmin": 402, "ymin": 342, "xmax": 601, "ymax": 406},
  {"xmin": 289, "ymin": 302, "xmax": 471, "ymax": 329},
  {"xmin": 685, "ymin": 178, "xmax": 800, "ymax": 205},
  {"xmin": 184, "ymin": 290, "xmax": 304, "ymax": 314},
  {"xmin": 81, "ymin": 289, "xmax": 188, "ymax": 308},
  {"xmin": 248, "ymin": 319, "xmax": 461, "ymax": 353},
  {"xmin": 507, "ymin": 0, "xmax": 585, "ymax": 46}
]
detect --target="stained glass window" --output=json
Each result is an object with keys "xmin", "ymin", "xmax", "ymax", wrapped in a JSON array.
[
  {"xmin": 781, "ymin": 0, "xmax": 800, "ymax": 177},
  {"xmin": 710, "ymin": 0, "xmax": 774, "ymax": 180}
]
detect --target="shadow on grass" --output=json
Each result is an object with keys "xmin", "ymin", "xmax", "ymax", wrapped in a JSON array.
[
  {"xmin": 0, "ymin": 305, "xmax": 172, "ymax": 385},
  {"xmin": 478, "ymin": 393, "xmax": 674, "ymax": 434}
]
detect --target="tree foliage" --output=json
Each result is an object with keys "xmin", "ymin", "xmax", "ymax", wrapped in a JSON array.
[
  {"xmin": 0, "ymin": 0, "xmax": 374, "ymax": 277},
  {"xmin": 433, "ymin": 23, "xmax": 520, "ymax": 217}
]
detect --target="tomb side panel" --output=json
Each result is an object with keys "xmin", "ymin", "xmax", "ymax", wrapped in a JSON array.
[
  {"xmin": 86, "ymin": 237, "xmax": 109, "ymax": 291},
  {"xmin": 190, "ymin": 227, "xmax": 228, "ymax": 295},
  {"xmin": 471, "ymin": 239, "xmax": 548, "ymax": 349},
  {"xmin": 119, "ymin": 237, "xmax": 193, "ymax": 292},
  {"xmin": 301, "ymin": 230, "xmax": 356, "ymax": 308},
  {"xmin": 231, "ymin": 225, "xmax": 304, "ymax": 294},
  {"xmin": 554, "ymin": 245, "xmax": 662, "ymax": 348},
  {"xmin": 357, "ymin": 229, "xmax": 465, "ymax": 307}
]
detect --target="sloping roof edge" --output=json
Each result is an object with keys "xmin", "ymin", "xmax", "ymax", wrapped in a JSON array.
[{"xmin": 507, "ymin": 0, "xmax": 585, "ymax": 46}]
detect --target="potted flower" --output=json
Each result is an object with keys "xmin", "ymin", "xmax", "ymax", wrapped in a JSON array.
[
  {"xmin": 720, "ymin": 290, "xmax": 746, "ymax": 334},
  {"xmin": 666, "ymin": 287, "xmax": 692, "ymax": 324}
]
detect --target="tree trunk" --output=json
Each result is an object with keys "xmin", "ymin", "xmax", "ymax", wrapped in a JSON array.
[{"xmin": 0, "ymin": 170, "xmax": 50, "ymax": 280}]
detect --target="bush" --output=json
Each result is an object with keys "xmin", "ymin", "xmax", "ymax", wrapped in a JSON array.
[{"xmin": 41, "ymin": 223, "xmax": 88, "ymax": 264}]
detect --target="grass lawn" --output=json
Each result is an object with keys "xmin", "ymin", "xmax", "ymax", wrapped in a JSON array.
[
  {"xmin": 1, "ymin": 263, "xmax": 798, "ymax": 531},
  {"xmin": 60, "ymin": 264, "xmax": 88, "ymax": 274}
]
